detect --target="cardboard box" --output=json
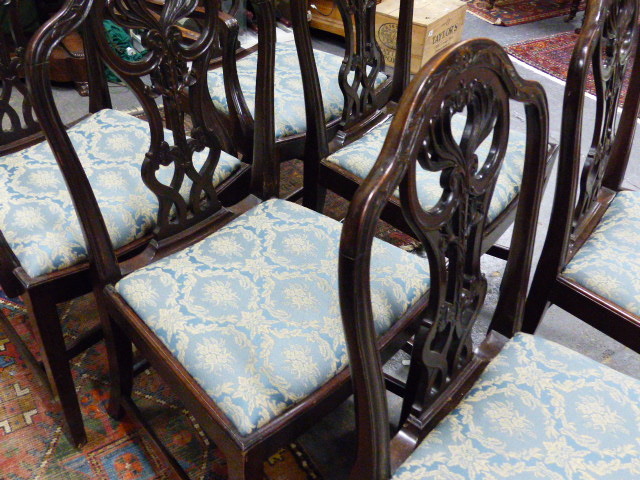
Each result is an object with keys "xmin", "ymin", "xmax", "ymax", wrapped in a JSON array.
[{"xmin": 375, "ymin": 0, "xmax": 467, "ymax": 74}]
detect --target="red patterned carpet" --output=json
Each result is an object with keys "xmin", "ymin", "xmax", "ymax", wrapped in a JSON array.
[
  {"xmin": 507, "ymin": 31, "xmax": 634, "ymax": 106},
  {"xmin": 467, "ymin": 0, "xmax": 585, "ymax": 26},
  {"xmin": 0, "ymin": 292, "xmax": 320, "ymax": 479}
]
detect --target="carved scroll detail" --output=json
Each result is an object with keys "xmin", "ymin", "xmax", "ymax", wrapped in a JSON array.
[{"xmin": 406, "ymin": 80, "xmax": 505, "ymax": 414}]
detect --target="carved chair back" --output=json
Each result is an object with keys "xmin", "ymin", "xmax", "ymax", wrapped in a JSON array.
[
  {"xmin": 24, "ymin": 0, "xmax": 275, "ymax": 287},
  {"xmin": 338, "ymin": 38, "xmax": 548, "ymax": 479},
  {"xmin": 557, "ymin": 0, "xmax": 639, "ymax": 266},
  {"xmin": 1, "ymin": 0, "xmax": 40, "ymax": 153},
  {"xmin": 290, "ymin": 0, "xmax": 412, "ymax": 160}
]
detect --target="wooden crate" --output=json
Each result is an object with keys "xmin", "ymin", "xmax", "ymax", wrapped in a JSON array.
[{"xmin": 375, "ymin": 0, "xmax": 466, "ymax": 73}]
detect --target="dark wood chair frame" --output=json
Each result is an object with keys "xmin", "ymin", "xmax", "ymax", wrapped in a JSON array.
[
  {"xmin": 337, "ymin": 37, "xmax": 549, "ymax": 480},
  {"xmin": 0, "ymin": 0, "xmax": 251, "ymax": 447},
  {"xmin": 1, "ymin": 0, "xmax": 42, "ymax": 154},
  {"xmin": 523, "ymin": 0, "xmax": 640, "ymax": 350},
  {"xmin": 293, "ymin": 0, "xmax": 557, "ymax": 262},
  {"xmin": 147, "ymin": 0, "xmax": 336, "ymax": 166},
  {"xmin": 25, "ymin": 1, "xmax": 456, "ymax": 478}
]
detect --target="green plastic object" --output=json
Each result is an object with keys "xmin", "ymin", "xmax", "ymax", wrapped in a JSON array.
[{"xmin": 103, "ymin": 19, "xmax": 147, "ymax": 83}]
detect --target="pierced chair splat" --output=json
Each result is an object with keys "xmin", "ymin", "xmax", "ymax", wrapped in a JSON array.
[
  {"xmin": 0, "ymin": 0, "xmax": 248, "ymax": 447},
  {"xmin": 523, "ymin": 0, "xmax": 640, "ymax": 352}
]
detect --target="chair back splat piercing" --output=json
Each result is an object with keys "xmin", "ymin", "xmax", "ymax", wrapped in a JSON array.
[{"xmin": 0, "ymin": 0, "xmax": 41, "ymax": 154}]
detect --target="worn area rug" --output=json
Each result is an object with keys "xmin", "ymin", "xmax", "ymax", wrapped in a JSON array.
[
  {"xmin": 0, "ymin": 292, "xmax": 321, "ymax": 479},
  {"xmin": 506, "ymin": 31, "xmax": 634, "ymax": 107},
  {"xmin": 466, "ymin": 0, "xmax": 585, "ymax": 26}
]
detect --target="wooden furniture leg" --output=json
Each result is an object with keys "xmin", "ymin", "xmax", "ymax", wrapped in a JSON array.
[
  {"xmin": 567, "ymin": 0, "xmax": 582, "ymax": 20},
  {"xmin": 23, "ymin": 291, "xmax": 87, "ymax": 446}
]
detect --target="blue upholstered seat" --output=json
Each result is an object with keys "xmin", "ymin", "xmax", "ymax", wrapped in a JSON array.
[
  {"xmin": 562, "ymin": 190, "xmax": 640, "ymax": 317},
  {"xmin": 0, "ymin": 109, "xmax": 242, "ymax": 278},
  {"xmin": 115, "ymin": 199, "xmax": 430, "ymax": 435},
  {"xmin": 393, "ymin": 333, "xmax": 640, "ymax": 479},
  {"xmin": 326, "ymin": 116, "xmax": 528, "ymax": 222},
  {"xmin": 207, "ymin": 41, "xmax": 387, "ymax": 139}
]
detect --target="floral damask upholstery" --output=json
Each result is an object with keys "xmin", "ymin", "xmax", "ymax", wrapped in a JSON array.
[
  {"xmin": 115, "ymin": 199, "xmax": 430, "ymax": 435},
  {"xmin": 0, "ymin": 109, "xmax": 242, "ymax": 278},
  {"xmin": 326, "ymin": 116, "xmax": 527, "ymax": 222},
  {"xmin": 207, "ymin": 41, "xmax": 387, "ymax": 139},
  {"xmin": 393, "ymin": 333, "xmax": 640, "ymax": 479},
  {"xmin": 562, "ymin": 190, "xmax": 640, "ymax": 317}
]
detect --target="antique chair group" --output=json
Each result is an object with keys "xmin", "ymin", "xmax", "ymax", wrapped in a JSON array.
[{"xmin": 1, "ymin": 0, "xmax": 640, "ymax": 478}]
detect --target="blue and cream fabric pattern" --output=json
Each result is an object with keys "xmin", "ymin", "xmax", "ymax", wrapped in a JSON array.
[
  {"xmin": 326, "ymin": 115, "xmax": 528, "ymax": 222},
  {"xmin": 393, "ymin": 333, "xmax": 640, "ymax": 479},
  {"xmin": 0, "ymin": 109, "xmax": 242, "ymax": 278},
  {"xmin": 563, "ymin": 190, "xmax": 640, "ymax": 317},
  {"xmin": 207, "ymin": 41, "xmax": 387, "ymax": 139},
  {"xmin": 115, "ymin": 199, "xmax": 430, "ymax": 435}
]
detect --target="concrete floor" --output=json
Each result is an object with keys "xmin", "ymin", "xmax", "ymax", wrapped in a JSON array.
[{"xmin": 39, "ymin": 9, "xmax": 640, "ymax": 479}]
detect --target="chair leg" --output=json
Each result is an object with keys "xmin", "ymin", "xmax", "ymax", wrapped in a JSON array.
[
  {"xmin": 567, "ymin": 0, "xmax": 581, "ymax": 21},
  {"xmin": 226, "ymin": 453, "xmax": 264, "ymax": 480},
  {"xmin": 302, "ymin": 183, "xmax": 327, "ymax": 213},
  {"xmin": 522, "ymin": 276, "xmax": 553, "ymax": 334},
  {"xmin": 98, "ymin": 302, "xmax": 133, "ymax": 420},
  {"xmin": 23, "ymin": 291, "xmax": 87, "ymax": 447}
]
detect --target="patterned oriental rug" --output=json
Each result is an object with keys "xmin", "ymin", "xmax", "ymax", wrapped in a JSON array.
[
  {"xmin": 506, "ymin": 31, "xmax": 634, "ymax": 107},
  {"xmin": 466, "ymin": 0, "xmax": 586, "ymax": 26},
  {"xmin": 0, "ymin": 148, "xmax": 416, "ymax": 478}
]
